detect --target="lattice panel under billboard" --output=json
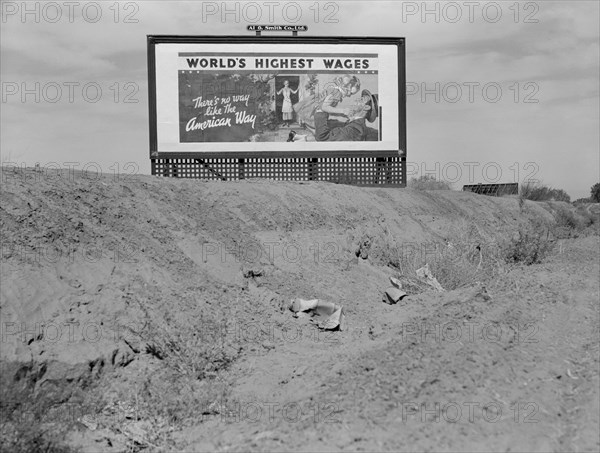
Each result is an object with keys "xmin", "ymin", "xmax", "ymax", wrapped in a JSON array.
[{"xmin": 151, "ymin": 157, "xmax": 405, "ymax": 185}]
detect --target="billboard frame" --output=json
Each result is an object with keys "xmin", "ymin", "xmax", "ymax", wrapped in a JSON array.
[{"xmin": 147, "ymin": 34, "xmax": 406, "ymax": 184}]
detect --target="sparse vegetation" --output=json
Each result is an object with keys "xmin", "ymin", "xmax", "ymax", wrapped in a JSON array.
[
  {"xmin": 408, "ymin": 175, "xmax": 452, "ymax": 191},
  {"xmin": 555, "ymin": 206, "xmax": 580, "ymax": 230},
  {"xmin": 500, "ymin": 216, "xmax": 555, "ymax": 265},
  {"xmin": 0, "ymin": 298, "xmax": 240, "ymax": 453},
  {"xmin": 376, "ymin": 221, "xmax": 503, "ymax": 292},
  {"xmin": 0, "ymin": 421, "xmax": 77, "ymax": 453},
  {"xmin": 0, "ymin": 367, "xmax": 80, "ymax": 453},
  {"xmin": 590, "ymin": 182, "xmax": 600, "ymax": 203},
  {"xmin": 84, "ymin": 366, "xmax": 232, "ymax": 451},
  {"xmin": 378, "ymin": 211, "xmax": 559, "ymax": 293},
  {"xmin": 574, "ymin": 203, "xmax": 600, "ymax": 230},
  {"xmin": 542, "ymin": 202, "xmax": 599, "ymax": 238},
  {"xmin": 520, "ymin": 180, "xmax": 571, "ymax": 202},
  {"xmin": 72, "ymin": 299, "xmax": 242, "ymax": 449},
  {"xmin": 141, "ymin": 314, "xmax": 236, "ymax": 381}
]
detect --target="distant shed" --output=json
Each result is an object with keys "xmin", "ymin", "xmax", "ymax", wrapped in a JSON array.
[{"xmin": 462, "ymin": 183, "xmax": 519, "ymax": 197}]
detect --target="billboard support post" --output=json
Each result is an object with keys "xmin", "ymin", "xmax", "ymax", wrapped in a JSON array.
[{"xmin": 239, "ymin": 158, "xmax": 244, "ymax": 180}]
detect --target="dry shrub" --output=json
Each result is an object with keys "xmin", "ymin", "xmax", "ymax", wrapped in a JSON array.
[
  {"xmin": 142, "ymin": 312, "xmax": 236, "ymax": 381},
  {"xmin": 75, "ymin": 298, "xmax": 239, "ymax": 451},
  {"xmin": 543, "ymin": 202, "xmax": 599, "ymax": 238},
  {"xmin": 0, "ymin": 367, "xmax": 79, "ymax": 453},
  {"xmin": 1, "ymin": 296, "xmax": 239, "ymax": 453},
  {"xmin": 500, "ymin": 216, "xmax": 555, "ymax": 265},
  {"xmin": 408, "ymin": 175, "xmax": 452, "ymax": 191},
  {"xmin": 520, "ymin": 181, "xmax": 570, "ymax": 202},
  {"xmin": 380, "ymin": 213, "xmax": 558, "ymax": 293},
  {"xmin": 89, "ymin": 367, "xmax": 231, "ymax": 451},
  {"xmin": 553, "ymin": 205, "xmax": 581, "ymax": 233},
  {"xmin": 574, "ymin": 203, "xmax": 600, "ymax": 234},
  {"xmin": 0, "ymin": 421, "xmax": 76, "ymax": 453},
  {"xmin": 383, "ymin": 223, "xmax": 504, "ymax": 292}
]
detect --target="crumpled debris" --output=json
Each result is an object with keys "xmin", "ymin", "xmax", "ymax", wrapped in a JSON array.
[
  {"xmin": 242, "ymin": 266, "xmax": 264, "ymax": 278},
  {"xmin": 123, "ymin": 421, "xmax": 152, "ymax": 446},
  {"xmin": 78, "ymin": 414, "xmax": 98, "ymax": 430},
  {"xmin": 416, "ymin": 263, "xmax": 445, "ymax": 292},
  {"xmin": 383, "ymin": 287, "xmax": 407, "ymax": 304},
  {"xmin": 382, "ymin": 276, "xmax": 408, "ymax": 304},
  {"xmin": 289, "ymin": 298, "xmax": 345, "ymax": 331},
  {"xmin": 354, "ymin": 232, "xmax": 373, "ymax": 260},
  {"xmin": 390, "ymin": 276, "xmax": 403, "ymax": 288},
  {"xmin": 205, "ymin": 400, "xmax": 221, "ymax": 415}
]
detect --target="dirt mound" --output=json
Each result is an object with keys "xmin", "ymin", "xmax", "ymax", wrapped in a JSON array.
[
  {"xmin": 1, "ymin": 167, "xmax": 597, "ymax": 452},
  {"xmin": 0, "ymin": 168, "xmax": 544, "ymax": 367}
]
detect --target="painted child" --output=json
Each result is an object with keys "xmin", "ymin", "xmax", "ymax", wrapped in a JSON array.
[{"xmin": 293, "ymin": 75, "xmax": 358, "ymax": 126}]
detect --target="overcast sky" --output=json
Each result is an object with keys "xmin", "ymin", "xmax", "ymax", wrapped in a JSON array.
[{"xmin": 1, "ymin": 1, "xmax": 598, "ymax": 198}]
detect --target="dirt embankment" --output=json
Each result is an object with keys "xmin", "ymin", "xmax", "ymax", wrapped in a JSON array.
[{"xmin": 1, "ymin": 168, "xmax": 598, "ymax": 452}]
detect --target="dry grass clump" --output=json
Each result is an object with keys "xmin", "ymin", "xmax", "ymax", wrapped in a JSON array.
[
  {"xmin": 500, "ymin": 216, "xmax": 555, "ymax": 265},
  {"xmin": 64, "ymin": 305, "xmax": 239, "ymax": 451},
  {"xmin": 381, "ymin": 222, "xmax": 503, "ymax": 292},
  {"xmin": 573, "ymin": 203, "xmax": 600, "ymax": 234},
  {"xmin": 0, "ymin": 420, "xmax": 76, "ymax": 453},
  {"xmin": 87, "ymin": 367, "xmax": 232, "ymax": 451},
  {"xmin": 0, "ymin": 295, "xmax": 240, "ymax": 453},
  {"xmin": 380, "ymin": 212, "xmax": 559, "ymax": 293},
  {"xmin": 0, "ymin": 366, "xmax": 79, "ymax": 453},
  {"xmin": 520, "ymin": 180, "xmax": 570, "ymax": 202},
  {"xmin": 408, "ymin": 175, "xmax": 453, "ymax": 191},
  {"xmin": 141, "ymin": 311, "xmax": 236, "ymax": 381},
  {"xmin": 551, "ymin": 202, "xmax": 598, "ymax": 237}
]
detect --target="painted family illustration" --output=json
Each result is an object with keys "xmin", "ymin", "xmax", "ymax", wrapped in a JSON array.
[{"xmin": 179, "ymin": 72, "xmax": 379, "ymax": 143}]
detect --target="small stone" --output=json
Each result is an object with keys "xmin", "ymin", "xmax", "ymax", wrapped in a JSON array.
[
  {"xmin": 262, "ymin": 341, "xmax": 275, "ymax": 350},
  {"xmin": 294, "ymin": 365, "xmax": 308, "ymax": 377}
]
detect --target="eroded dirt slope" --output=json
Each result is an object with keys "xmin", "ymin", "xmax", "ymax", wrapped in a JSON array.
[{"xmin": 1, "ymin": 168, "xmax": 598, "ymax": 452}]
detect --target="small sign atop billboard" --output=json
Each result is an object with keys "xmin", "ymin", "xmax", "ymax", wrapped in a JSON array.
[{"xmin": 247, "ymin": 25, "xmax": 308, "ymax": 32}]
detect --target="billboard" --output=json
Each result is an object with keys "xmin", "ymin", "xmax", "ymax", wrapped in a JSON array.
[{"xmin": 148, "ymin": 35, "xmax": 405, "ymax": 158}]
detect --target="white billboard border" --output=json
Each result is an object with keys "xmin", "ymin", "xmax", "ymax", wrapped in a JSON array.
[{"xmin": 148, "ymin": 34, "xmax": 406, "ymax": 160}]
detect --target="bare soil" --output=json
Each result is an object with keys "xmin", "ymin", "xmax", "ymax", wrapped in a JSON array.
[{"xmin": 1, "ymin": 168, "xmax": 598, "ymax": 452}]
